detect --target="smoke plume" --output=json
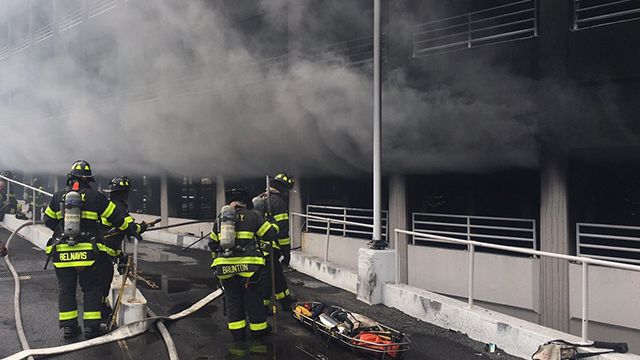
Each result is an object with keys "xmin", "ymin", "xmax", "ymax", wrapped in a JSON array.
[{"xmin": 0, "ymin": 0, "xmax": 634, "ymax": 178}]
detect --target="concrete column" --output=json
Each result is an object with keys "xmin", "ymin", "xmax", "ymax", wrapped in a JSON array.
[
  {"xmin": 50, "ymin": 174, "xmax": 59, "ymax": 192},
  {"xmin": 388, "ymin": 174, "xmax": 408, "ymax": 283},
  {"xmin": 160, "ymin": 175, "xmax": 168, "ymax": 226},
  {"xmin": 356, "ymin": 248, "xmax": 396, "ymax": 305},
  {"xmin": 215, "ymin": 176, "xmax": 225, "ymax": 212},
  {"xmin": 289, "ymin": 179, "xmax": 302, "ymax": 249},
  {"xmin": 539, "ymin": 153, "xmax": 570, "ymax": 332}
]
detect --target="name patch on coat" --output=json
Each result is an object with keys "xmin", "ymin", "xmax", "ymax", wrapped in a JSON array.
[{"xmin": 220, "ymin": 264, "xmax": 250, "ymax": 274}]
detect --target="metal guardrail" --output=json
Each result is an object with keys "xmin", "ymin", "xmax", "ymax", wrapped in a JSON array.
[
  {"xmin": 577, "ymin": 222, "xmax": 640, "ymax": 264},
  {"xmin": 292, "ymin": 212, "xmax": 376, "ymax": 262},
  {"xmin": 306, "ymin": 204, "xmax": 387, "ymax": 240},
  {"xmin": 306, "ymin": 34, "xmax": 388, "ymax": 67},
  {"xmin": 394, "ymin": 228, "xmax": 640, "ymax": 342},
  {"xmin": 412, "ymin": 212, "xmax": 537, "ymax": 250},
  {"xmin": 413, "ymin": 0, "xmax": 537, "ymax": 57},
  {"xmin": 573, "ymin": 0, "xmax": 640, "ymax": 30},
  {"xmin": 0, "ymin": 175, "xmax": 52, "ymax": 226}
]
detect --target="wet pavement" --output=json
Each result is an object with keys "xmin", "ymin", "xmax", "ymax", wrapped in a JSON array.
[{"xmin": 0, "ymin": 227, "xmax": 521, "ymax": 359}]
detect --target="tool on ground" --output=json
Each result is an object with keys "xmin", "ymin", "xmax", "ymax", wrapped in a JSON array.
[
  {"xmin": 296, "ymin": 344, "xmax": 329, "ymax": 360},
  {"xmin": 266, "ymin": 175, "xmax": 278, "ymax": 334},
  {"xmin": 532, "ymin": 339, "xmax": 628, "ymax": 359}
]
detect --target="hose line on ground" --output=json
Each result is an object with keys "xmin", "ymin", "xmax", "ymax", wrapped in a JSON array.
[
  {"xmin": 1, "ymin": 223, "xmax": 222, "ymax": 360},
  {"xmin": 3, "ymin": 222, "xmax": 38, "ymax": 360},
  {"xmin": 2, "ymin": 289, "xmax": 223, "ymax": 360},
  {"xmin": 147, "ymin": 307, "xmax": 179, "ymax": 360}
]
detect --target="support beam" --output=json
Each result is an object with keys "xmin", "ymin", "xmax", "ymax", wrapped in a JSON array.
[
  {"xmin": 372, "ymin": 0, "xmax": 383, "ymax": 244},
  {"xmin": 289, "ymin": 179, "xmax": 302, "ymax": 249},
  {"xmin": 539, "ymin": 153, "xmax": 570, "ymax": 332},
  {"xmin": 388, "ymin": 174, "xmax": 408, "ymax": 283},
  {"xmin": 215, "ymin": 176, "xmax": 225, "ymax": 213},
  {"xmin": 160, "ymin": 175, "xmax": 169, "ymax": 226}
]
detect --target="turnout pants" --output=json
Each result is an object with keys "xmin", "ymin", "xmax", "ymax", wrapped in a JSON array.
[
  {"xmin": 220, "ymin": 272, "xmax": 268, "ymax": 339},
  {"xmin": 263, "ymin": 249, "xmax": 292, "ymax": 309},
  {"xmin": 55, "ymin": 264, "xmax": 104, "ymax": 329}
]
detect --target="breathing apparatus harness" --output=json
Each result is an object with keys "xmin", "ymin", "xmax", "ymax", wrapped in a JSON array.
[
  {"xmin": 44, "ymin": 182, "xmax": 100, "ymax": 270},
  {"xmin": 214, "ymin": 204, "xmax": 262, "ymax": 258}
]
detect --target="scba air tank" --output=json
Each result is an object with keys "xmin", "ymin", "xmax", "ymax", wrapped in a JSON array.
[
  {"xmin": 219, "ymin": 205, "xmax": 237, "ymax": 250},
  {"xmin": 64, "ymin": 191, "xmax": 82, "ymax": 241}
]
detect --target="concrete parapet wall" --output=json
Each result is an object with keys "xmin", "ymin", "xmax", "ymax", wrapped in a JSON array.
[
  {"xmin": 569, "ymin": 263, "xmax": 640, "ymax": 331},
  {"xmin": 290, "ymin": 250, "xmax": 358, "ymax": 293},
  {"xmin": 407, "ymin": 245, "xmax": 540, "ymax": 312},
  {"xmin": 301, "ymin": 232, "xmax": 366, "ymax": 269}
]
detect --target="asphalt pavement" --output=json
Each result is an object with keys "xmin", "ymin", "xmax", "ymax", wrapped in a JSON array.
[{"xmin": 0, "ymin": 227, "xmax": 521, "ymax": 360}]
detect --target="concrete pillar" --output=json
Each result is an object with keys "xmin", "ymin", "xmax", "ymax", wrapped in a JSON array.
[
  {"xmin": 215, "ymin": 176, "xmax": 225, "ymax": 212},
  {"xmin": 356, "ymin": 248, "xmax": 396, "ymax": 305},
  {"xmin": 160, "ymin": 175, "xmax": 169, "ymax": 226},
  {"xmin": 388, "ymin": 174, "xmax": 408, "ymax": 283},
  {"xmin": 289, "ymin": 179, "xmax": 302, "ymax": 249},
  {"xmin": 539, "ymin": 153, "xmax": 570, "ymax": 332},
  {"xmin": 50, "ymin": 174, "xmax": 59, "ymax": 192}
]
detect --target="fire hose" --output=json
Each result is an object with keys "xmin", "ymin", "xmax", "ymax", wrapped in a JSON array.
[
  {"xmin": 104, "ymin": 218, "xmax": 213, "ymax": 239},
  {"xmin": 2, "ymin": 223, "xmax": 223, "ymax": 360}
]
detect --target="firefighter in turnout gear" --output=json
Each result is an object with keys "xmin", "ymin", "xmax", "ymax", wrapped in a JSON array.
[
  {"xmin": 208, "ymin": 188, "xmax": 279, "ymax": 341},
  {"xmin": 254, "ymin": 173, "xmax": 295, "ymax": 313},
  {"xmin": 99, "ymin": 176, "xmax": 148, "ymax": 322},
  {"xmin": 44, "ymin": 161, "xmax": 141, "ymax": 339}
]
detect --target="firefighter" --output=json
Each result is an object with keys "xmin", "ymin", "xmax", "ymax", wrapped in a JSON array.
[
  {"xmin": 99, "ymin": 176, "xmax": 148, "ymax": 322},
  {"xmin": 270, "ymin": 173, "xmax": 294, "ymax": 267},
  {"xmin": 44, "ymin": 160, "xmax": 141, "ymax": 339},
  {"xmin": 254, "ymin": 173, "xmax": 295, "ymax": 313},
  {"xmin": 208, "ymin": 188, "xmax": 279, "ymax": 341}
]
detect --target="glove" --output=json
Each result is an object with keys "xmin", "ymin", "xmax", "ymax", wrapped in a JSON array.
[
  {"xmin": 126, "ymin": 225, "xmax": 143, "ymax": 241},
  {"xmin": 280, "ymin": 251, "xmax": 291, "ymax": 267},
  {"xmin": 117, "ymin": 254, "xmax": 129, "ymax": 275},
  {"xmin": 0, "ymin": 242, "xmax": 7, "ymax": 257},
  {"xmin": 208, "ymin": 240, "xmax": 221, "ymax": 253},
  {"xmin": 138, "ymin": 222, "xmax": 148, "ymax": 234}
]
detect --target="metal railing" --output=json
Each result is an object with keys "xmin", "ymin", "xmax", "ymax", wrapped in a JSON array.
[
  {"xmin": 58, "ymin": 7, "xmax": 84, "ymax": 33},
  {"xmin": 573, "ymin": 0, "xmax": 640, "ymax": 30},
  {"xmin": 306, "ymin": 204, "xmax": 388, "ymax": 240},
  {"xmin": 88, "ymin": 0, "xmax": 119, "ymax": 18},
  {"xmin": 394, "ymin": 228, "xmax": 640, "ymax": 342},
  {"xmin": 306, "ymin": 34, "xmax": 388, "ymax": 67},
  {"xmin": 292, "ymin": 212, "xmax": 376, "ymax": 262},
  {"xmin": 412, "ymin": 212, "xmax": 537, "ymax": 250},
  {"xmin": 0, "ymin": 175, "xmax": 53, "ymax": 225},
  {"xmin": 577, "ymin": 222, "xmax": 640, "ymax": 264},
  {"xmin": 413, "ymin": 0, "xmax": 537, "ymax": 57}
]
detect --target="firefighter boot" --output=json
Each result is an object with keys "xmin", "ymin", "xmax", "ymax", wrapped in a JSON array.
[
  {"xmin": 85, "ymin": 325, "xmax": 105, "ymax": 339},
  {"xmin": 62, "ymin": 325, "xmax": 81, "ymax": 339}
]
